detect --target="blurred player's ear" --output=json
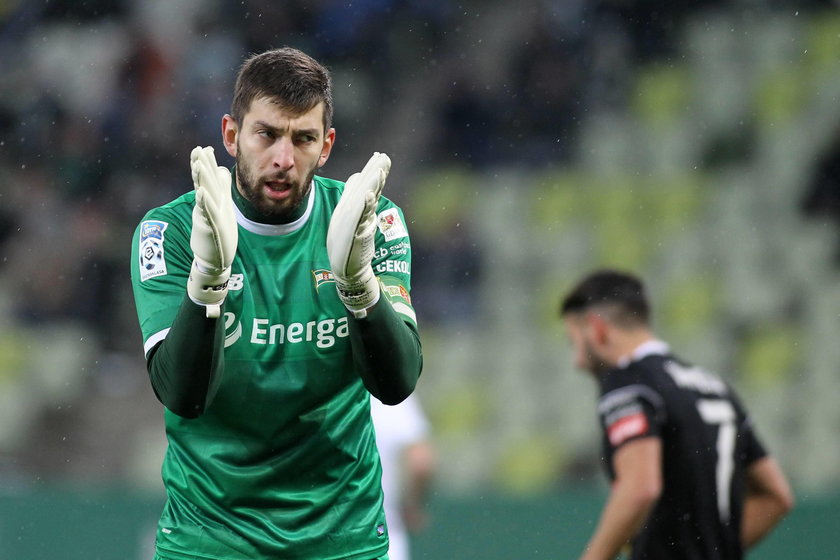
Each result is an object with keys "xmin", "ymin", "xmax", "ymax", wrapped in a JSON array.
[
  {"xmin": 222, "ymin": 115, "xmax": 238, "ymax": 158},
  {"xmin": 587, "ymin": 311, "xmax": 610, "ymax": 346}
]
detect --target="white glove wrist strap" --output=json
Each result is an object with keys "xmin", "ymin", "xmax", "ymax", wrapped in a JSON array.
[
  {"xmin": 187, "ymin": 260, "xmax": 230, "ymax": 318},
  {"xmin": 346, "ymin": 290, "xmax": 380, "ymax": 319},
  {"xmin": 335, "ymin": 270, "xmax": 380, "ymax": 316}
]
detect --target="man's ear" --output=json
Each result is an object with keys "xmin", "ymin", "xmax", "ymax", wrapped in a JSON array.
[
  {"xmin": 587, "ymin": 311, "xmax": 610, "ymax": 346},
  {"xmin": 222, "ymin": 114, "xmax": 238, "ymax": 158},
  {"xmin": 318, "ymin": 127, "xmax": 336, "ymax": 167}
]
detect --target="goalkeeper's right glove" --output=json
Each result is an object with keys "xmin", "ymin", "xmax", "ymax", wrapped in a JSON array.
[{"xmin": 187, "ymin": 146, "xmax": 238, "ymax": 318}]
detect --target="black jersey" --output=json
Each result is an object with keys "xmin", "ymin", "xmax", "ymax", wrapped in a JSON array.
[{"xmin": 596, "ymin": 341, "xmax": 767, "ymax": 560}]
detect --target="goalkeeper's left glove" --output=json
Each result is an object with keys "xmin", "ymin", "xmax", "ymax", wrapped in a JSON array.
[{"xmin": 327, "ymin": 152, "xmax": 391, "ymax": 318}]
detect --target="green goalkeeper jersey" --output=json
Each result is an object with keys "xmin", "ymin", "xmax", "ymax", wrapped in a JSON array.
[{"xmin": 130, "ymin": 174, "xmax": 417, "ymax": 560}]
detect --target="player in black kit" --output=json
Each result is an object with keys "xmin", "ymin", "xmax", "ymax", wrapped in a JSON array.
[{"xmin": 559, "ymin": 270, "xmax": 793, "ymax": 560}]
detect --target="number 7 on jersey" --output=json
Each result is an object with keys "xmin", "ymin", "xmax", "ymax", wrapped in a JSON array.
[{"xmin": 697, "ymin": 399, "xmax": 737, "ymax": 523}]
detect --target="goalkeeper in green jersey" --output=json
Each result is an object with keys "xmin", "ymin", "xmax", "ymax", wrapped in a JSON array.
[{"xmin": 130, "ymin": 47, "xmax": 422, "ymax": 560}]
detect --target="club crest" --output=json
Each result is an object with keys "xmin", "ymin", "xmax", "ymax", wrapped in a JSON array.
[
  {"xmin": 377, "ymin": 208, "xmax": 407, "ymax": 241},
  {"xmin": 312, "ymin": 269, "xmax": 335, "ymax": 291}
]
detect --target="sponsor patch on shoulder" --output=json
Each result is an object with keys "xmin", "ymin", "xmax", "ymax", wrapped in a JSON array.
[
  {"xmin": 398, "ymin": 284, "xmax": 411, "ymax": 303},
  {"xmin": 377, "ymin": 208, "xmax": 407, "ymax": 241},
  {"xmin": 139, "ymin": 220, "xmax": 168, "ymax": 281},
  {"xmin": 383, "ymin": 284, "xmax": 411, "ymax": 303},
  {"xmin": 607, "ymin": 411, "xmax": 649, "ymax": 447}
]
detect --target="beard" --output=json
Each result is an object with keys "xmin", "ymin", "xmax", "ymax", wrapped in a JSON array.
[
  {"xmin": 235, "ymin": 147, "xmax": 317, "ymax": 223},
  {"xmin": 582, "ymin": 339, "xmax": 613, "ymax": 376}
]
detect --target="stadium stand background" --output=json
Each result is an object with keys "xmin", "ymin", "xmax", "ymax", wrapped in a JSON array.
[{"xmin": 1, "ymin": 0, "xmax": 839, "ymax": 557}]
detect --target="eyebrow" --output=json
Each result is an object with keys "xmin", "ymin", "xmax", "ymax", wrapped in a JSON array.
[{"xmin": 252, "ymin": 120, "xmax": 321, "ymax": 138}]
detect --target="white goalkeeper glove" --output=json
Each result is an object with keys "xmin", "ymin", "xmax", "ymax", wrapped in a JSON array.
[
  {"xmin": 187, "ymin": 146, "xmax": 238, "ymax": 318},
  {"xmin": 327, "ymin": 152, "xmax": 391, "ymax": 318}
]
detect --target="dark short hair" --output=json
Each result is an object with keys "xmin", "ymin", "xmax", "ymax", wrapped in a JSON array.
[
  {"xmin": 560, "ymin": 269, "xmax": 650, "ymax": 327},
  {"xmin": 230, "ymin": 47, "xmax": 333, "ymax": 131}
]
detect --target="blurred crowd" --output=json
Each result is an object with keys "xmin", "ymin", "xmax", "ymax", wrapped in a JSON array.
[
  {"xmin": 0, "ymin": 0, "xmax": 747, "ymax": 351},
  {"xmin": 0, "ymin": 0, "xmax": 838, "ymax": 487}
]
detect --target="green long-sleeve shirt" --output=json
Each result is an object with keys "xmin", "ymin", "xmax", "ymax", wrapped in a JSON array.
[{"xmin": 130, "ymin": 174, "xmax": 422, "ymax": 560}]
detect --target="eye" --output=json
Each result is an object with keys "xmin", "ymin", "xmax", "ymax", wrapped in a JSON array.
[{"xmin": 258, "ymin": 129, "xmax": 275, "ymax": 139}]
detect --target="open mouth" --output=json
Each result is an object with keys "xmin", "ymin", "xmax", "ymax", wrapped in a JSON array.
[{"xmin": 263, "ymin": 179, "xmax": 293, "ymax": 199}]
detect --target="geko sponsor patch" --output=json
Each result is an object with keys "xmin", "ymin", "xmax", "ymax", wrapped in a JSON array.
[
  {"xmin": 377, "ymin": 208, "xmax": 407, "ymax": 241},
  {"xmin": 139, "ymin": 220, "xmax": 168, "ymax": 282}
]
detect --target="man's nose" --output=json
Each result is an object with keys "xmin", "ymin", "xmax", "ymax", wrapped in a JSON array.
[{"xmin": 272, "ymin": 138, "xmax": 294, "ymax": 171}]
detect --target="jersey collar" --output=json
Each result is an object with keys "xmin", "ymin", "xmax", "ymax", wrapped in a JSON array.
[
  {"xmin": 616, "ymin": 339, "xmax": 670, "ymax": 369},
  {"xmin": 233, "ymin": 181, "xmax": 315, "ymax": 236}
]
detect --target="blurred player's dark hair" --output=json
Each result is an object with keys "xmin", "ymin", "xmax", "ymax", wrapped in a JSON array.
[{"xmin": 560, "ymin": 269, "xmax": 650, "ymax": 327}]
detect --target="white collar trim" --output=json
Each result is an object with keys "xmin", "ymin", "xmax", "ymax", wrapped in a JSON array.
[
  {"xmin": 617, "ymin": 339, "xmax": 670, "ymax": 368},
  {"xmin": 233, "ymin": 181, "xmax": 315, "ymax": 236}
]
